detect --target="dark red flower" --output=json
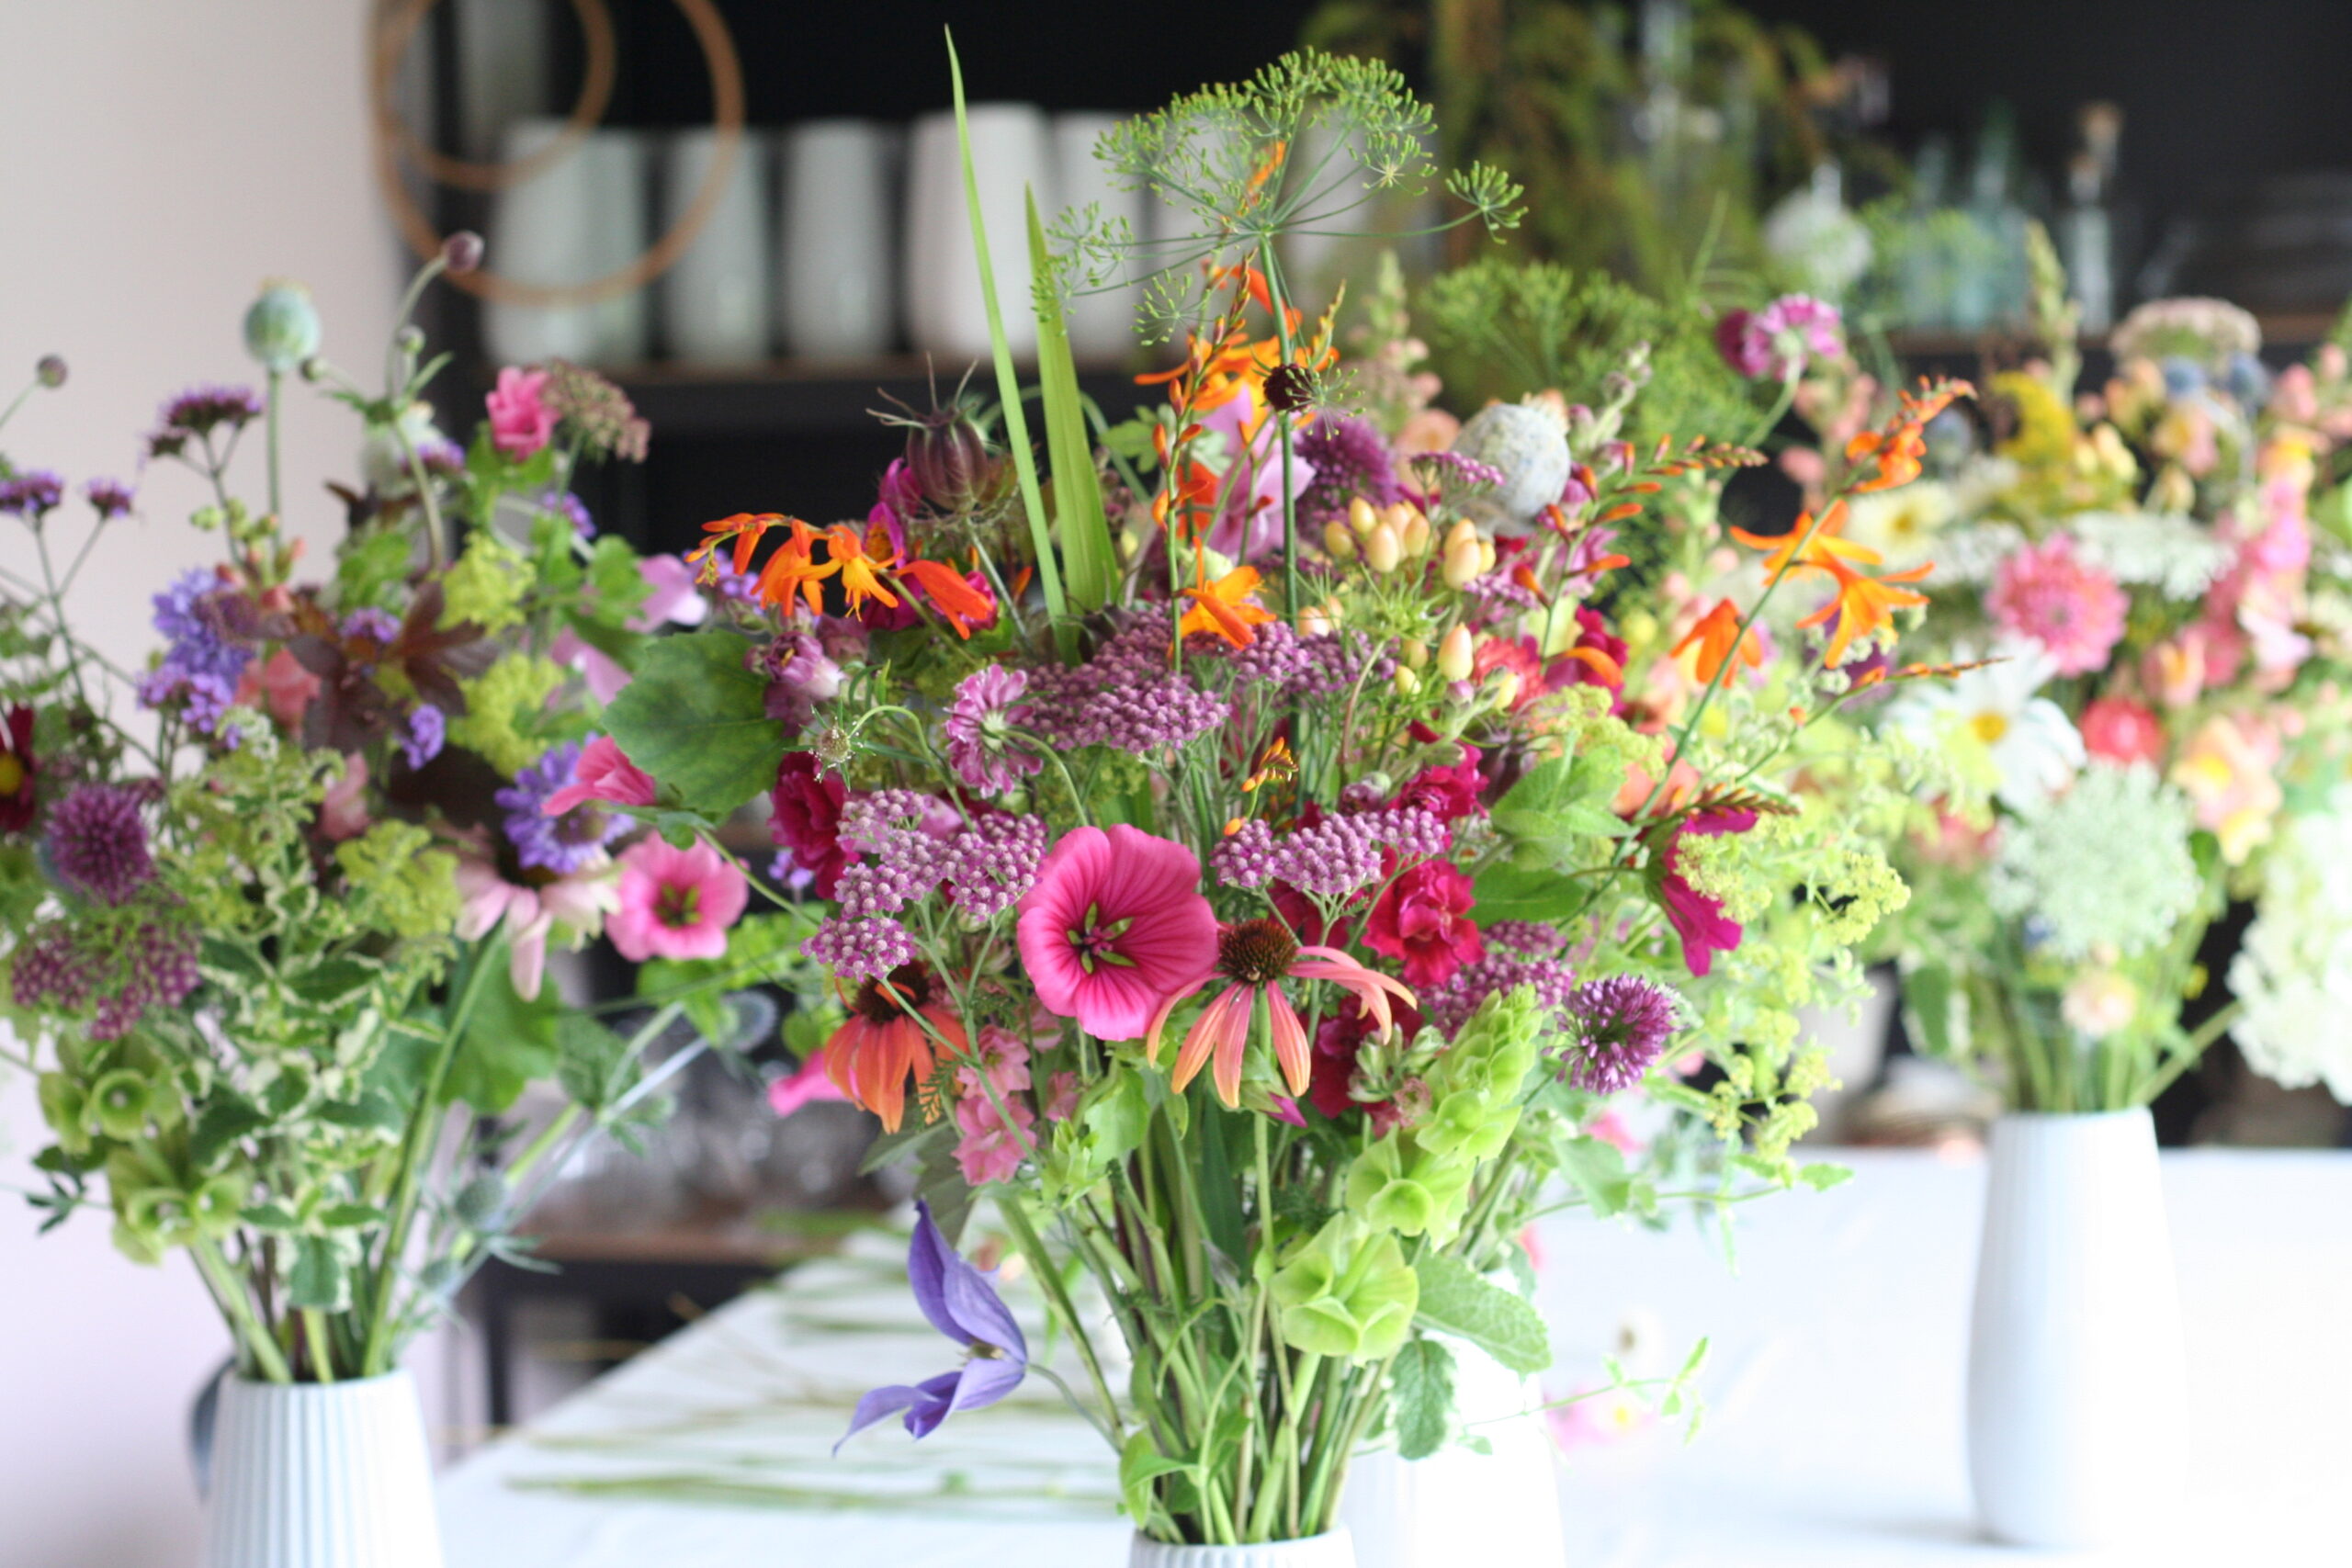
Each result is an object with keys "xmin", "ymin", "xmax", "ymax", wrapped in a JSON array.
[
  {"xmin": 770, "ymin": 751, "xmax": 853, "ymax": 898},
  {"xmin": 1651, "ymin": 808, "xmax": 1757, "ymax": 977},
  {"xmin": 1307, "ymin": 991, "xmax": 1425, "ymax": 1123},
  {"xmin": 1364, "ymin": 859, "xmax": 1484, "ymax": 987},
  {"xmin": 0, "ymin": 706, "xmax": 36, "ymax": 832}
]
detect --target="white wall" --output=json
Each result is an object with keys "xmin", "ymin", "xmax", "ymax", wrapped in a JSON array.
[{"xmin": 0, "ymin": 5, "xmax": 397, "ymax": 1564}]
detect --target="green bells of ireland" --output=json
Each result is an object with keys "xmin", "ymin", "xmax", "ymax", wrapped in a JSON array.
[{"xmin": 1268, "ymin": 1216, "xmax": 1419, "ymax": 1359}]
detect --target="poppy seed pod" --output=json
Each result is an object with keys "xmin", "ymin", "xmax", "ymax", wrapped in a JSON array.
[
  {"xmin": 1363, "ymin": 522, "xmax": 1402, "ymax": 574},
  {"xmin": 904, "ymin": 402, "xmax": 999, "ymax": 513},
  {"xmin": 1437, "ymin": 624, "xmax": 1475, "ymax": 681},
  {"xmin": 34, "ymin": 355, "xmax": 66, "ymax": 389},
  {"xmin": 243, "ymin": 282, "xmax": 321, "ymax": 373}
]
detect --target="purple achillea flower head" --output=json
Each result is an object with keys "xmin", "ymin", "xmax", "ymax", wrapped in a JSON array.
[
  {"xmin": 1212, "ymin": 807, "xmax": 1448, "ymax": 898},
  {"xmin": 943, "ymin": 666, "xmax": 1039, "ymax": 795},
  {"xmin": 84, "ymin": 478, "xmax": 135, "ymax": 520},
  {"xmin": 46, "ymin": 784, "xmax": 154, "ymax": 905},
  {"xmin": 1423, "ymin": 951, "xmax": 1578, "ymax": 1040},
  {"xmin": 830, "ymin": 791, "xmax": 956, "ymax": 921},
  {"xmin": 543, "ymin": 360, "xmax": 650, "ymax": 462},
  {"xmin": 1483, "ymin": 920, "xmax": 1566, "ymax": 956},
  {"xmin": 495, "ymin": 740, "xmax": 624, "ymax": 874},
  {"xmin": 1207, "ymin": 622, "xmax": 1384, "ymax": 700},
  {"xmin": 401, "ymin": 705, "xmax": 446, "ymax": 771},
  {"xmin": 802, "ymin": 913, "xmax": 919, "ymax": 980},
  {"xmin": 1296, "ymin": 416, "xmax": 1404, "ymax": 528},
  {"xmin": 0, "ymin": 470, "xmax": 65, "ymax": 518},
  {"xmin": 1024, "ymin": 624, "xmax": 1227, "ymax": 755},
  {"xmin": 940, "ymin": 812, "xmax": 1046, "ymax": 922},
  {"xmin": 1411, "ymin": 449, "xmax": 1507, "ymax": 493},
  {"xmin": 10, "ymin": 909, "xmax": 200, "ymax": 1042},
  {"xmin": 837, "ymin": 1200, "xmax": 1028, "ymax": 1450},
  {"xmin": 1564, "ymin": 975, "xmax": 1681, "ymax": 1091}
]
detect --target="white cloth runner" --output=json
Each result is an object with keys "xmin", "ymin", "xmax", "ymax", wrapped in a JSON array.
[{"xmin": 439, "ymin": 1149, "xmax": 2352, "ymax": 1566}]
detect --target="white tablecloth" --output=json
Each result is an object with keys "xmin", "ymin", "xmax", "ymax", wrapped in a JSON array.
[{"xmin": 438, "ymin": 1149, "xmax": 2352, "ymax": 1566}]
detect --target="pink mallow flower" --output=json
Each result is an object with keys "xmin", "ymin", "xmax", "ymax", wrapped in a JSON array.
[
  {"xmin": 486, "ymin": 367, "xmax": 557, "ymax": 459},
  {"xmin": 454, "ymin": 838, "xmax": 620, "ymax": 1000},
  {"xmin": 608, "ymin": 837, "xmax": 749, "ymax": 962},
  {"xmin": 1014, "ymin": 825, "xmax": 1218, "ymax": 1042},
  {"xmin": 543, "ymin": 735, "xmax": 657, "ymax": 817},
  {"xmin": 1987, "ymin": 536, "xmax": 2129, "ymax": 677}
]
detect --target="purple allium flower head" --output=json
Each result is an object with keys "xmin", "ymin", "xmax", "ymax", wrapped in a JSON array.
[
  {"xmin": 943, "ymin": 666, "xmax": 1040, "ymax": 795},
  {"xmin": 10, "ymin": 908, "xmax": 200, "ymax": 1042},
  {"xmin": 1296, "ymin": 415, "xmax": 1404, "ymax": 528},
  {"xmin": 1211, "ymin": 806, "xmax": 1448, "ymax": 897},
  {"xmin": 46, "ymin": 784, "xmax": 154, "ymax": 905},
  {"xmin": 84, "ymin": 478, "xmax": 135, "ymax": 520},
  {"xmin": 401, "ymin": 705, "xmax": 446, "ymax": 771},
  {"xmin": 0, "ymin": 470, "xmax": 65, "ymax": 518},
  {"xmin": 837, "ymin": 1200, "xmax": 1027, "ymax": 1450},
  {"xmin": 1024, "ymin": 624, "xmax": 1227, "ymax": 755},
  {"xmin": 802, "ymin": 914, "xmax": 919, "ymax": 980},
  {"xmin": 340, "ymin": 606, "xmax": 402, "ymax": 646},
  {"xmin": 495, "ymin": 740, "xmax": 624, "ymax": 874},
  {"xmin": 1422, "ymin": 951, "xmax": 1580, "ymax": 1040},
  {"xmin": 1564, "ymin": 974, "xmax": 1681, "ymax": 1091},
  {"xmin": 758, "ymin": 631, "xmax": 843, "ymax": 736}
]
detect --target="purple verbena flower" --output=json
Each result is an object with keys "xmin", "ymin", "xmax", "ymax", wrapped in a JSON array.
[
  {"xmin": 138, "ymin": 570, "xmax": 253, "ymax": 735},
  {"xmin": 837, "ymin": 1201, "xmax": 1028, "ymax": 1450},
  {"xmin": 1564, "ymin": 974, "xmax": 1681, "ymax": 1091},
  {"xmin": 495, "ymin": 740, "xmax": 624, "ymax": 874},
  {"xmin": 943, "ymin": 666, "xmax": 1039, "ymax": 795},
  {"xmin": 539, "ymin": 488, "xmax": 595, "ymax": 538},
  {"xmin": 46, "ymin": 784, "xmax": 153, "ymax": 905},
  {"xmin": 146, "ymin": 385, "xmax": 263, "ymax": 459},
  {"xmin": 1296, "ymin": 415, "xmax": 1403, "ymax": 528},
  {"xmin": 84, "ymin": 478, "xmax": 136, "ymax": 520},
  {"xmin": 401, "ymin": 705, "xmax": 446, "ymax": 771},
  {"xmin": 0, "ymin": 470, "xmax": 65, "ymax": 518}
]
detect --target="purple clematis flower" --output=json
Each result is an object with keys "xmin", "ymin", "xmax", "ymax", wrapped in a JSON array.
[{"xmin": 837, "ymin": 1201, "xmax": 1028, "ymax": 1450}]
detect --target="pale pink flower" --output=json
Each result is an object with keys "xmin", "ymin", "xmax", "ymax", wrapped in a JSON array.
[
  {"xmin": 2170, "ymin": 711, "xmax": 2284, "ymax": 864},
  {"xmin": 609, "ymin": 837, "xmax": 749, "ymax": 962},
  {"xmin": 1148, "ymin": 918, "xmax": 1414, "ymax": 1109},
  {"xmin": 1987, "ymin": 536, "xmax": 2128, "ymax": 676},
  {"xmin": 318, "ymin": 753, "xmax": 372, "ymax": 841},
  {"xmin": 953, "ymin": 1090, "xmax": 1035, "ymax": 1185},
  {"xmin": 1042, "ymin": 1071, "xmax": 1080, "ymax": 1122},
  {"xmin": 486, "ymin": 367, "xmax": 556, "ymax": 459},
  {"xmin": 628, "ymin": 553, "xmax": 709, "ymax": 631},
  {"xmin": 1013, "ymin": 825, "xmax": 1218, "ymax": 1041},
  {"xmin": 453, "ymin": 837, "xmax": 619, "ymax": 999},
  {"xmin": 240, "ymin": 647, "xmax": 321, "ymax": 729},
  {"xmin": 543, "ymin": 734, "xmax": 657, "ymax": 816},
  {"xmin": 768, "ymin": 1053, "xmax": 850, "ymax": 1117}
]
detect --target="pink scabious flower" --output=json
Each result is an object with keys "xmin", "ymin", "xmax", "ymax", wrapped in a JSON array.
[
  {"xmin": 609, "ymin": 837, "xmax": 750, "ymax": 962},
  {"xmin": 1148, "ymin": 918, "xmax": 1416, "ymax": 1109},
  {"xmin": 2079, "ymin": 696, "xmax": 2166, "ymax": 767},
  {"xmin": 1014, "ymin": 825, "xmax": 1217, "ymax": 1042},
  {"xmin": 1716, "ymin": 295, "xmax": 1844, "ymax": 380},
  {"xmin": 1364, "ymin": 859, "xmax": 1484, "ymax": 988},
  {"xmin": 486, "ymin": 367, "xmax": 557, "ymax": 459},
  {"xmin": 543, "ymin": 734, "xmax": 657, "ymax": 816},
  {"xmin": 944, "ymin": 665, "xmax": 1040, "ymax": 795},
  {"xmin": 453, "ymin": 839, "xmax": 620, "ymax": 1000},
  {"xmin": 1987, "ymin": 536, "xmax": 2129, "ymax": 677},
  {"xmin": 1654, "ymin": 808, "xmax": 1756, "ymax": 978}
]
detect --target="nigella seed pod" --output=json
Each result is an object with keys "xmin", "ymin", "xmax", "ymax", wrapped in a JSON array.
[
  {"xmin": 904, "ymin": 402, "xmax": 997, "ymax": 513},
  {"xmin": 34, "ymin": 355, "xmax": 66, "ymax": 389},
  {"xmin": 441, "ymin": 231, "xmax": 485, "ymax": 275},
  {"xmin": 243, "ymin": 280, "xmax": 322, "ymax": 372},
  {"xmin": 1262, "ymin": 363, "xmax": 1314, "ymax": 413}
]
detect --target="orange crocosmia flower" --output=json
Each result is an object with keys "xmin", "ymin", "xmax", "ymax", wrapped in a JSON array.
[
  {"xmin": 1846, "ymin": 423, "xmax": 1928, "ymax": 492},
  {"xmin": 1673, "ymin": 598, "xmax": 1763, "ymax": 684},
  {"xmin": 1797, "ymin": 558, "xmax": 1932, "ymax": 666},
  {"xmin": 1559, "ymin": 642, "xmax": 1625, "ymax": 687},
  {"xmin": 1728, "ymin": 501, "xmax": 1883, "ymax": 582},
  {"xmin": 821, "ymin": 523, "xmax": 900, "ymax": 613},
  {"xmin": 899, "ymin": 558, "xmax": 995, "ymax": 638},
  {"xmin": 749, "ymin": 518, "xmax": 836, "ymax": 615},
  {"xmin": 1180, "ymin": 565, "xmax": 1279, "ymax": 648},
  {"xmin": 687, "ymin": 512, "xmax": 786, "ymax": 577}
]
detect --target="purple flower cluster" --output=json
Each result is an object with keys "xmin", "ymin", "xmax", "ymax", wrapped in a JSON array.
[
  {"xmin": 940, "ymin": 811, "xmax": 1047, "ymax": 922},
  {"xmin": 1025, "ymin": 625, "xmax": 1227, "ymax": 755},
  {"xmin": 138, "ymin": 570, "xmax": 253, "ymax": 733},
  {"xmin": 1411, "ymin": 450, "xmax": 1506, "ymax": 493},
  {"xmin": 0, "ymin": 469, "xmax": 65, "ymax": 518},
  {"xmin": 145, "ymin": 385, "xmax": 263, "ymax": 459},
  {"xmin": 340, "ymin": 607, "xmax": 402, "ymax": 646},
  {"xmin": 10, "ymin": 909, "xmax": 200, "ymax": 1042},
  {"xmin": 1422, "ymin": 951, "xmax": 1579, "ymax": 1041},
  {"xmin": 1484, "ymin": 920, "xmax": 1567, "ymax": 956},
  {"xmin": 1209, "ymin": 622, "xmax": 1385, "ymax": 700},
  {"xmin": 539, "ymin": 489, "xmax": 594, "ymax": 538},
  {"xmin": 496, "ymin": 741, "xmax": 623, "ymax": 874},
  {"xmin": 833, "ymin": 792, "xmax": 958, "ymax": 920},
  {"xmin": 803, "ymin": 795, "xmax": 1046, "ymax": 976},
  {"xmin": 944, "ymin": 665, "xmax": 1040, "ymax": 795},
  {"xmin": 802, "ymin": 915, "xmax": 921, "ymax": 980},
  {"xmin": 401, "ymin": 705, "xmax": 446, "ymax": 770},
  {"xmin": 1562, "ymin": 975, "xmax": 1681, "ymax": 1091},
  {"xmin": 84, "ymin": 479, "xmax": 136, "ymax": 521},
  {"xmin": 46, "ymin": 784, "xmax": 153, "ymax": 905},
  {"xmin": 1295, "ymin": 416, "xmax": 1403, "ymax": 528},
  {"xmin": 759, "ymin": 631, "xmax": 843, "ymax": 736},
  {"xmin": 1716, "ymin": 295, "xmax": 1844, "ymax": 382},
  {"xmin": 1211, "ymin": 806, "xmax": 1448, "ymax": 897}
]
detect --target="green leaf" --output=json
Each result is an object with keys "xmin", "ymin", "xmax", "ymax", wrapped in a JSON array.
[
  {"xmin": 555, "ymin": 1013, "xmax": 639, "ymax": 1112},
  {"xmin": 1556, "ymin": 1134, "xmax": 1633, "ymax": 1218},
  {"xmin": 1411, "ymin": 1252, "xmax": 1552, "ymax": 1374},
  {"xmin": 450, "ymin": 962, "xmax": 560, "ymax": 1112},
  {"xmin": 1488, "ymin": 751, "xmax": 1634, "ymax": 851},
  {"xmin": 947, "ymin": 28, "xmax": 1069, "ymax": 657},
  {"xmin": 1470, "ymin": 860, "xmax": 1587, "ymax": 926},
  {"xmin": 1798, "ymin": 1161, "xmax": 1854, "ymax": 1192},
  {"xmin": 603, "ymin": 630, "xmax": 786, "ymax": 817},
  {"xmin": 286, "ymin": 1234, "xmax": 353, "ymax": 1312},
  {"xmin": 916, "ymin": 1131, "xmax": 976, "ymax": 1247},
  {"xmin": 859, "ymin": 1118, "xmax": 949, "ymax": 1177},
  {"xmin": 1028, "ymin": 191, "xmax": 1117, "ymax": 612},
  {"xmin": 1081, "ymin": 1072, "xmax": 1149, "ymax": 1166},
  {"xmin": 188, "ymin": 1093, "xmax": 269, "ymax": 1171},
  {"xmin": 1391, "ymin": 1337, "xmax": 1457, "ymax": 1461},
  {"xmin": 1118, "ymin": 1430, "xmax": 1192, "ymax": 1524},
  {"xmin": 637, "ymin": 908, "xmax": 822, "ymax": 1043},
  {"xmin": 286, "ymin": 956, "xmax": 379, "ymax": 1010}
]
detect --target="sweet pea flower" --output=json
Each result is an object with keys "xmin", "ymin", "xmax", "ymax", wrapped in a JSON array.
[
  {"xmin": 1014, "ymin": 826, "xmax": 1218, "ymax": 1041},
  {"xmin": 608, "ymin": 837, "xmax": 749, "ymax": 962},
  {"xmin": 542, "ymin": 735, "xmax": 657, "ymax": 817},
  {"xmin": 485, "ymin": 367, "xmax": 557, "ymax": 459},
  {"xmin": 837, "ymin": 1201, "xmax": 1027, "ymax": 1450}
]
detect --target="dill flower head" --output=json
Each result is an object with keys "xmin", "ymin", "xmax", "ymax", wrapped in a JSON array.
[{"xmin": 1987, "ymin": 761, "xmax": 2201, "ymax": 961}]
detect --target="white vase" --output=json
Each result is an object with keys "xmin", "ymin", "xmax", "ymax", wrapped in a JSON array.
[
  {"xmin": 1967, "ymin": 1109, "xmax": 2187, "ymax": 1550},
  {"xmin": 1337, "ymin": 1343, "xmax": 1564, "ymax": 1568},
  {"xmin": 903, "ymin": 103, "xmax": 1049, "ymax": 362},
  {"xmin": 661, "ymin": 128, "xmax": 771, "ymax": 366},
  {"xmin": 204, "ymin": 1369, "xmax": 443, "ymax": 1568},
  {"xmin": 778, "ymin": 119, "xmax": 899, "ymax": 359},
  {"xmin": 1049, "ymin": 113, "xmax": 1143, "ymax": 362},
  {"xmin": 1129, "ymin": 1530, "xmax": 1354, "ymax": 1568},
  {"xmin": 483, "ymin": 119, "xmax": 650, "ymax": 367}
]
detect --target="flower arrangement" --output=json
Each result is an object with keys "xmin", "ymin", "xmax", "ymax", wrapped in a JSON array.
[
  {"xmin": 1859, "ymin": 239, "xmax": 2352, "ymax": 1110},
  {"xmin": 0, "ymin": 248, "xmax": 786, "ymax": 1383},
  {"xmin": 593, "ymin": 49, "xmax": 1961, "ymax": 1547}
]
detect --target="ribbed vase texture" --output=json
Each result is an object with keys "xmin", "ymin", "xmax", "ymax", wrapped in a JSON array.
[
  {"xmin": 1128, "ymin": 1529, "xmax": 1355, "ymax": 1568},
  {"xmin": 204, "ymin": 1370, "xmax": 443, "ymax": 1568},
  {"xmin": 1966, "ymin": 1109, "xmax": 2187, "ymax": 1550}
]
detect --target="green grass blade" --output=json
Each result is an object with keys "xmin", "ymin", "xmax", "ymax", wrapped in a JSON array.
[
  {"xmin": 1026, "ymin": 190, "xmax": 1117, "ymax": 612},
  {"xmin": 945, "ymin": 29, "xmax": 1070, "ymax": 657}
]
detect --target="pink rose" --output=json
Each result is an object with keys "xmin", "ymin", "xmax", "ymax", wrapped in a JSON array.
[{"xmin": 485, "ymin": 367, "xmax": 556, "ymax": 460}]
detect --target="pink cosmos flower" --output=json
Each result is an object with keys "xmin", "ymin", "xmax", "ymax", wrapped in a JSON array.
[
  {"xmin": 486, "ymin": 367, "xmax": 557, "ymax": 460},
  {"xmin": 453, "ymin": 837, "xmax": 619, "ymax": 1000},
  {"xmin": 1148, "ymin": 917, "xmax": 1415, "ymax": 1109},
  {"xmin": 1364, "ymin": 860, "xmax": 1484, "ymax": 987},
  {"xmin": 1987, "ymin": 536, "xmax": 2129, "ymax": 677},
  {"xmin": 608, "ymin": 837, "xmax": 749, "ymax": 962},
  {"xmin": 1014, "ymin": 825, "xmax": 1217, "ymax": 1042},
  {"xmin": 544, "ymin": 734, "xmax": 657, "ymax": 817},
  {"xmin": 318, "ymin": 753, "xmax": 372, "ymax": 842},
  {"xmin": 2079, "ymin": 696, "xmax": 2165, "ymax": 767},
  {"xmin": 1656, "ymin": 808, "xmax": 1756, "ymax": 978}
]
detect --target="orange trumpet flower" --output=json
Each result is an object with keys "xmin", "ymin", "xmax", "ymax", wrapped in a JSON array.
[
  {"xmin": 1673, "ymin": 598, "xmax": 1764, "ymax": 685},
  {"xmin": 1797, "ymin": 558, "xmax": 1932, "ymax": 666},
  {"xmin": 1179, "ymin": 565, "xmax": 1279, "ymax": 648}
]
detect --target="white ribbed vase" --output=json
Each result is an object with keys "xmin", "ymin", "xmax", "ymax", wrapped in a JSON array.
[
  {"xmin": 204, "ymin": 1370, "xmax": 443, "ymax": 1568},
  {"xmin": 1337, "ymin": 1343, "xmax": 1564, "ymax": 1568},
  {"xmin": 1967, "ymin": 1110, "xmax": 2186, "ymax": 1550},
  {"xmin": 1129, "ymin": 1530, "xmax": 1354, "ymax": 1568}
]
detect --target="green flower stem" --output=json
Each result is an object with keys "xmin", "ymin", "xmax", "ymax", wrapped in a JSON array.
[
  {"xmin": 265, "ymin": 367, "xmax": 285, "ymax": 524},
  {"xmin": 998, "ymin": 1194, "xmax": 1125, "ymax": 1447},
  {"xmin": 302, "ymin": 1307, "xmax": 336, "ymax": 1382},
  {"xmin": 193, "ymin": 1236, "xmax": 292, "ymax": 1383}
]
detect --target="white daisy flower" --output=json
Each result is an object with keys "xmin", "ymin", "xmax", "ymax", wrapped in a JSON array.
[{"xmin": 1888, "ymin": 640, "xmax": 2085, "ymax": 811}]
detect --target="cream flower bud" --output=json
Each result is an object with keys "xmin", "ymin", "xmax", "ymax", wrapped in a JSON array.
[
  {"xmin": 1442, "ymin": 534, "xmax": 1484, "ymax": 589},
  {"xmin": 1348, "ymin": 496, "xmax": 1379, "ymax": 537},
  {"xmin": 1323, "ymin": 519, "xmax": 1358, "ymax": 560},
  {"xmin": 1394, "ymin": 666, "xmax": 1421, "ymax": 695},
  {"xmin": 1364, "ymin": 523, "xmax": 1402, "ymax": 574},
  {"xmin": 1399, "ymin": 637, "xmax": 1430, "ymax": 670},
  {"xmin": 1489, "ymin": 668, "xmax": 1521, "ymax": 708},
  {"xmin": 1437, "ymin": 624, "xmax": 1475, "ymax": 681},
  {"xmin": 1398, "ymin": 509, "xmax": 1432, "ymax": 558}
]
